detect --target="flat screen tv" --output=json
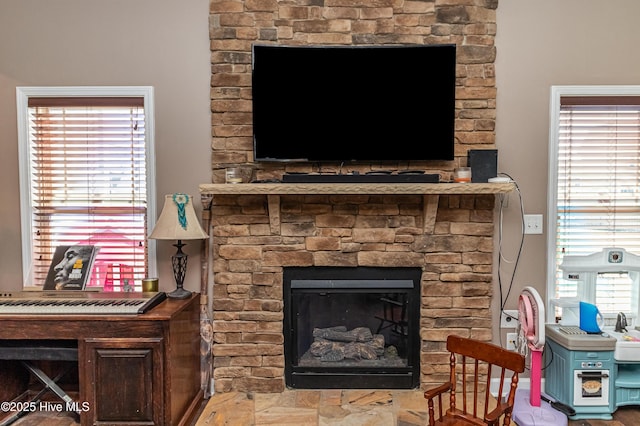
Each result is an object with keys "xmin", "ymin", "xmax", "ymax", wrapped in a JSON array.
[{"xmin": 251, "ymin": 43, "xmax": 456, "ymax": 163}]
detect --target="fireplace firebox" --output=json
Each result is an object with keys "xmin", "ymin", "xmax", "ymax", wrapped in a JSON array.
[{"xmin": 283, "ymin": 267, "xmax": 421, "ymax": 389}]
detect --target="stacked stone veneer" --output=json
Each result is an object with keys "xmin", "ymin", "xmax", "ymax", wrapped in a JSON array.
[{"xmin": 208, "ymin": 0, "xmax": 499, "ymax": 393}]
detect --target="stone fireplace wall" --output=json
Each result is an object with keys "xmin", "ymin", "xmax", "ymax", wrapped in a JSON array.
[
  {"xmin": 208, "ymin": 0, "xmax": 499, "ymax": 393},
  {"xmin": 209, "ymin": 193, "xmax": 497, "ymax": 393}
]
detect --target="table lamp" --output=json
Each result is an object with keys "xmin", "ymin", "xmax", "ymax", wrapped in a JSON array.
[{"xmin": 149, "ymin": 193, "xmax": 208, "ymax": 299}]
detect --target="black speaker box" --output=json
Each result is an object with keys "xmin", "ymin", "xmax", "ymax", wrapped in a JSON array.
[{"xmin": 467, "ymin": 149, "xmax": 497, "ymax": 183}]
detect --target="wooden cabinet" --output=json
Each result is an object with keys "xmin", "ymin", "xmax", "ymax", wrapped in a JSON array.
[
  {"xmin": 84, "ymin": 338, "xmax": 164, "ymax": 424},
  {"xmin": 0, "ymin": 294, "xmax": 201, "ymax": 426}
]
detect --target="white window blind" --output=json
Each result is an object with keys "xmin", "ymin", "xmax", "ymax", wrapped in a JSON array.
[
  {"xmin": 554, "ymin": 95, "xmax": 640, "ymax": 314},
  {"xmin": 27, "ymin": 96, "xmax": 148, "ymax": 291}
]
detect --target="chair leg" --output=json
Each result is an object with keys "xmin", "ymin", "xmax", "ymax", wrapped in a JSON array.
[{"xmin": 426, "ymin": 397, "xmax": 435, "ymax": 426}]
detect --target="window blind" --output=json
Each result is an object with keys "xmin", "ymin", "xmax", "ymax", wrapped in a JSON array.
[
  {"xmin": 28, "ymin": 97, "xmax": 148, "ymax": 290},
  {"xmin": 555, "ymin": 97, "xmax": 640, "ymax": 313}
]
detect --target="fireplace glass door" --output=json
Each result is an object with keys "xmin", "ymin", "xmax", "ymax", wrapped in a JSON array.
[{"xmin": 284, "ymin": 267, "xmax": 420, "ymax": 389}]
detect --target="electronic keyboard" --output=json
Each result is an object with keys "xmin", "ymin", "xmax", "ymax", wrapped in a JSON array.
[{"xmin": 0, "ymin": 291, "xmax": 166, "ymax": 315}]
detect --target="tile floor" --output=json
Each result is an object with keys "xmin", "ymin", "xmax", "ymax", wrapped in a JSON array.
[
  {"xmin": 5, "ymin": 389, "xmax": 638, "ymax": 425},
  {"xmin": 195, "ymin": 389, "xmax": 428, "ymax": 426},
  {"xmin": 195, "ymin": 389, "xmax": 640, "ymax": 426}
]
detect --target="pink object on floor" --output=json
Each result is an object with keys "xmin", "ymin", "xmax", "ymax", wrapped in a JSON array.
[{"xmin": 529, "ymin": 349, "xmax": 542, "ymax": 406}]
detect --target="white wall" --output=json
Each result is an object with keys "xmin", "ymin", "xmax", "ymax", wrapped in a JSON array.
[
  {"xmin": 0, "ymin": 0, "xmax": 211, "ymax": 293},
  {"xmin": 494, "ymin": 1, "xmax": 640, "ymax": 335}
]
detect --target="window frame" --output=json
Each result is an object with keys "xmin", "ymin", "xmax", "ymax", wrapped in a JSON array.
[
  {"xmin": 16, "ymin": 86, "xmax": 158, "ymax": 287},
  {"xmin": 546, "ymin": 85, "xmax": 640, "ymax": 322}
]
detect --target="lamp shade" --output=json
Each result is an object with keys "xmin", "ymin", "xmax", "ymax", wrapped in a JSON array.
[{"xmin": 149, "ymin": 193, "xmax": 208, "ymax": 240}]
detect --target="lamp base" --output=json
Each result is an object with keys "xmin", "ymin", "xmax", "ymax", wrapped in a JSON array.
[
  {"xmin": 167, "ymin": 287, "xmax": 192, "ymax": 299},
  {"xmin": 167, "ymin": 240, "xmax": 192, "ymax": 300}
]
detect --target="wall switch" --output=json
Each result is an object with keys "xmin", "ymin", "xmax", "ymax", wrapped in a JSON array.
[
  {"xmin": 500, "ymin": 310, "xmax": 519, "ymax": 328},
  {"xmin": 524, "ymin": 214, "xmax": 543, "ymax": 234},
  {"xmin": 506, "ymin": 332, "xmax": 518, "ymax": 351}
]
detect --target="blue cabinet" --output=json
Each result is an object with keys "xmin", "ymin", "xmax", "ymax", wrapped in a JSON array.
[
  {"xmin": 615, "ymin": 363, "xmax": 640, "ymax": 407},
  {"xmin": 545, "ymin": 338, "xmax": 615, "ymax": 420}
]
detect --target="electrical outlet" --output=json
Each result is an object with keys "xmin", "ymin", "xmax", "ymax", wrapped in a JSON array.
[
  {"xmin": 524, "ymin": 214, "xmax": 543, "ymax": 234},
  {"xmin": 500, "ymin": 310, "xmax": 519, "ymax": 328},
  {"xmin": 506, "ymin": 332, "xmax": 517, "ymax": 351}
]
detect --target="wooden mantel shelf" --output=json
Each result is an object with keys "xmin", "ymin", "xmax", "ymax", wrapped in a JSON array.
[
  {"xmin": 199, "ymin": 182, "xmax": 515, "ymax": 234},
  {"xmin": 199, "ymin": 182, "xmax": 515, "ymax": 195}
]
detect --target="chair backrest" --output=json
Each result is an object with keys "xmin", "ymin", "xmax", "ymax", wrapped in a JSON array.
[{"xmin": 430, "ymin": 335, "xmax": 525, "ymax": 426}]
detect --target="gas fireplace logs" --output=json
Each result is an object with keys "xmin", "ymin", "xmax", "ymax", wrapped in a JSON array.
[{"xmin": 308, "ymin": 326, "xmax": 397, "ymax": 362}]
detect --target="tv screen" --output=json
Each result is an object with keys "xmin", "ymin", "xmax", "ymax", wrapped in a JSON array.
[{"xmin": 251, "ymin": 43, "xmax": 456, "ymax": 163}]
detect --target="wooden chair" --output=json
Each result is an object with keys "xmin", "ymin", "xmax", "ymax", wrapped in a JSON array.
[{"xmin": 424, "ymin": 335, "xmax": 525, "ymax": 426}]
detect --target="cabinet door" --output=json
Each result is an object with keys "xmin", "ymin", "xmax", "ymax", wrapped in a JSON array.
[{"xmin": 83, "ymin": 338, "xmax": 164, "ymax": 425}]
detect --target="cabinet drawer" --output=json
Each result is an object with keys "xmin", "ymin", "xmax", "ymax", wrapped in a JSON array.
[{"xmin": 574, "ymin": 351, "xmax": 614, "ymax": 362}]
